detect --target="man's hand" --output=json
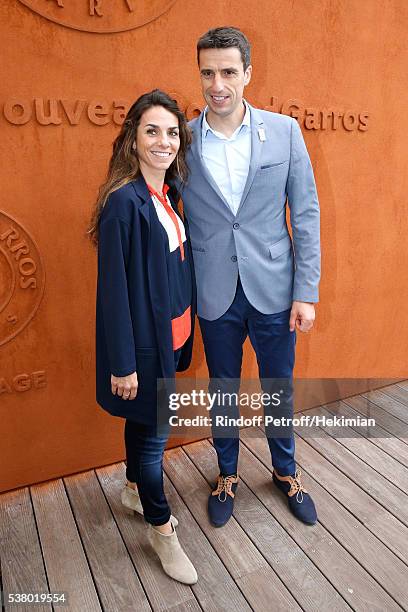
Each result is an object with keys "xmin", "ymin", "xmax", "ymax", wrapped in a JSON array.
[
  {"xmin": 111, "ymin": 372, "xmax": 138, "ymax": 400},
  {"xmin": 289, "ymin": 301, "xmax": 315, "ymax": 333}
]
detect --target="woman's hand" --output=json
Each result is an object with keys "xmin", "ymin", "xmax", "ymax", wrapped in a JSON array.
[{"xmin": 111, "ymin": 372, "xmax": 138, "ymax": 400}]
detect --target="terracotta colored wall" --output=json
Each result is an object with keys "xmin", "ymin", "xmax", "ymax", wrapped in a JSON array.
[{"xmin": 1, "ymin": 0, "xmax": 407, "ymax": 492}]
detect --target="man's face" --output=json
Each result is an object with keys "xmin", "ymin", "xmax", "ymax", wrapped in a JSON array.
[{"xmin": 198, "ymin": 47, "xmax": 252, "ymax": 118}]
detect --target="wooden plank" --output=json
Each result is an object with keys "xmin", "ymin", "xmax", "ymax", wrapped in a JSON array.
[
  {"xmin": 165, "ymin": 447, "xmax": 276, "ymax": 579},
  {"xmin": 0, "ymin": 487, "xmax": 51, "ymax": 612},
  {"xmin": 324, "ymin": 400, "xmax": 408, "ymax": 468},
  {"xmin": 306, "ymin": 405, "xmax": 408, "ymax": 492},
  {"xmin": 375, "ymin": 384, "xmax": 408, "ymax": 413},
  {"xmin": 294, "ymin": 415, "xmax": 408, "ymax": 527},
  {"xmin": 64, "ymin": 470, "xmax": 151, "ymax": 612},
  {"xmin": 96, "ymin": 462, "xmax": 201, "ymax": 612},
  {"xmin": 292, "ymin": 432, "xmax": 408, "ymax": 565},
  {"xmin": 396, "ymin": 380, "xmax": 408, "ymax": 392},
  {"xmin": 362, "ymin": 389, "xmax": 408, "ymax": 425},
  {"xmin": 30, "ymin": 479, "xmax": 101, "ymax": 611},
  {"xmin": 235, "ymin": 567, "xmax": 300, "ymax": 612},
  {"xmin": 237, "ymin": 440, "xmax": 403, "ymax": 611},
  {"xmin": 164, "ymin": 446, "xmax": 299, "ymax": 612},
  {"xmin": 242, "ymin": 429, "xmax": 408, "ymax": 610},
  {"xmin": 342, "ymin": 394, "xmax": 408, "ymax": 442},
  {"xmin": 163, "ymin": 462, "xmax": 254, "ymax": 612},
  {"xmin": 184, "ymin": 439, "xmax": 351, "ymax": 612}
]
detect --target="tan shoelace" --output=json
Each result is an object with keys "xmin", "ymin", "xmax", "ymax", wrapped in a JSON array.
[
  {"xmin": 211, "ymin": 475, "xmax": 238, "ymax": 502},
  {"xmin": 286, "ymin": 468, "xmax": 307, "ymax": 503}
]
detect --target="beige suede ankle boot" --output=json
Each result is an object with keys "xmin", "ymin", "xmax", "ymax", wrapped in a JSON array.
[
  {"xmin": 147, "ymin": 523, "xmax": 198, "ymax": 584},
  {"xmin": 121, "ymin": 485, "xmax": 143, "ymax": 514},
  {"xmin": 121, "ymin": 486, "xmax": 178, "ymax": 527}
]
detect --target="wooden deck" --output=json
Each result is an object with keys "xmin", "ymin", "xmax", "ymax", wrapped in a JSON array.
[{"xmin": 1, "ymin": 381, "xmax": 408, "ymax": 611}]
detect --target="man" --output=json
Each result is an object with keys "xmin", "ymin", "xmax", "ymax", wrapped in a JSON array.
[{"xmin": 180, "ymin": 27, "xmax": 320, "ymax": 527}]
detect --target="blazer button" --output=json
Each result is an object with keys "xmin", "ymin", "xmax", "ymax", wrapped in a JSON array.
[
  {"xmin": 233, "ymin": 223, "xmax": 240, "ymax": 230},
  {"xmin": 231, "ymin": 255, "xmax": 237, "ymax": 262}
]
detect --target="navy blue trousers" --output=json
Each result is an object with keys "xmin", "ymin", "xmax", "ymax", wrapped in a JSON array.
[
  {"xmin": 199, "ymin": 277, "xmax": 296, "ymax": 477},
  {"xmin": 124, "ymin": 349, "xmax": 181, "ymax": 526}
]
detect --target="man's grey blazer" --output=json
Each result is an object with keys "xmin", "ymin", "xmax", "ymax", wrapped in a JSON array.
[{"xmin": 180, "ymin": 104, "xmax": 321, "ymax": 321}]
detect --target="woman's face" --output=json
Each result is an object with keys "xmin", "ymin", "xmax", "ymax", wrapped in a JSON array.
[{"xmin": 136, "ymin": 105, "xmax": 180, "ymax": 174}]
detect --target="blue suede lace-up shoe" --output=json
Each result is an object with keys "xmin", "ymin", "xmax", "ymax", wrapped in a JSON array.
[
  {"xmin": 273, "ymin": 468, "xmax": 317, "ymax": 525},
  {"xmin": 208, "ymin": 474, "xmax": 239, "ymax": 527}
]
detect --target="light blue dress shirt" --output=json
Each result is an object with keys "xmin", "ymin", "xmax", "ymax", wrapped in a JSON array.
[{"xmin": 201, "ymin": 101, "xmax": 251, "ymax": 216}]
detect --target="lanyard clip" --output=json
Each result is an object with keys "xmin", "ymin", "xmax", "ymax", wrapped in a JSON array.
[{"xmin": 258, "ymin": 127, "xmax": 266, "ymax": 142}]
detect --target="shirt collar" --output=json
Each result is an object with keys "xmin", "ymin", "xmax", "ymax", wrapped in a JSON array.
[
  {"xmin": 202, "ymin": 100, "xmax": 250, "ymax": 141},
  {"xmin": 147, "ymin": 183, "xmax": 169, "ymax": 205}
]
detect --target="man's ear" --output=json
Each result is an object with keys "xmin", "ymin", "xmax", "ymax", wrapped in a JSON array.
[{"xmin": 244, "ymin": 65, "xmax": 252, "ymax": 86}]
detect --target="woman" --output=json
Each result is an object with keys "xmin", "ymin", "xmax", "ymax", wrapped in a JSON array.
[{"xmin": 88, "ymin": 90, "xmax": 197, "ymax": 585}]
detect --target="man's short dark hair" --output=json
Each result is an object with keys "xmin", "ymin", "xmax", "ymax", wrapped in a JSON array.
[{"xmin": 197, "ymin": 27, "xmax": 251, "ymax": 71}]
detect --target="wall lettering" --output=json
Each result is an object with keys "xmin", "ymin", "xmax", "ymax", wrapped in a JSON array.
[
  {"xmin": 112, "ymin": 100, "xmax": 129, "ymax": 124},
  {"xmin": 18, "ymin": 0, "xmax": 177, "ymax": 33},
  {"xmin": 3, "ymin": 98, "xmax": 32, "ymax": 125},
  {"xmin": 34, "ymin": 98, "xmax": 62, "ymax": 126},
  {"xmin": 265, "ymin": 96, "xmax": 369, "ymax": 131},
  {"xmin": 87, "ymin": 100, "xmax": 109, "ymax": 125},
  {"xmin": 89, "ymin": 0, "xmax": 103, "ymax": 17},
  {"xmin": 0, "ymin": 370, "xmax": 47, "ymax": 395},
  {"xmin": 3, "ymin": 98, "xmax": 129, "ymax": 126},
  {"xmin": 60, "ymin": 99, "xmax": 87, "ymax": 125},
  {"xmin": 2, "ymin": 95, "xmax": 370, "ymax": 131},
  {"xmin": 0, "ymin": 213, "xmax": 45, "ymax": 347}
]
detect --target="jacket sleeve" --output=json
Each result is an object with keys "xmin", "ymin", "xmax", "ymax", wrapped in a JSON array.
[
  {"xmin": 286, "ymin": 118, "xmax": 321, "ymax": 303},
  {"xmin": 97, "ymin": 215, "xmax": 137, "ymax": 377}
]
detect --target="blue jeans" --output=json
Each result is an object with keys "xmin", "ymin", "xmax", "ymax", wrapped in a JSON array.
[
  {"xmin": 199, "ymin": 277, "xmax": 296, "ymax": 477},
  {"xmin": 124, "ymin": 349, "xmax": 181, "ymax": 526}
]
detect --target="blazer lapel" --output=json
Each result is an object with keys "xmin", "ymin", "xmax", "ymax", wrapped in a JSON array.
[
  {"xmin": 190, "ymin": 113, "xmax": 234, "ymax": 214},
  {"xmin": 236, "ymin": 105, "xmax": 264, "ymax": 215},
  {"xmin": 131, "ymin": 176, "xmax": 151, "ymax": 227}
]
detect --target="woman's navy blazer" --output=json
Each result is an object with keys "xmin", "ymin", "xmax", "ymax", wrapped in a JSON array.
[{"xmin": 95, "ymin": 176, "xmax": 196, "ymax": 424}]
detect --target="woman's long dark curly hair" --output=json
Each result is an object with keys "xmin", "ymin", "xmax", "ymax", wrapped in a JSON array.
[{"xmin": 87, "ymin": 89, "xmax": 191, "ymax": 246}]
